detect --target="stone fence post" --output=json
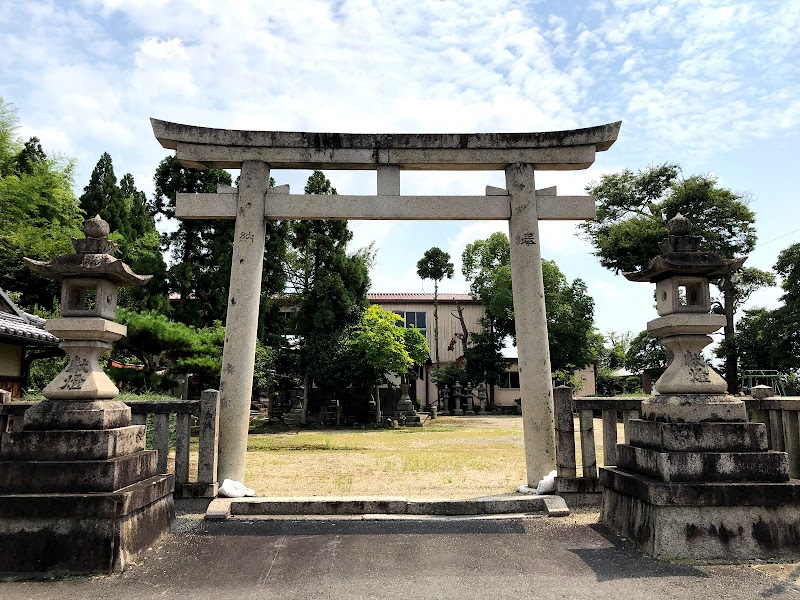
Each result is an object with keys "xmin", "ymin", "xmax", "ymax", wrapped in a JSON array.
[
  {"xmin": 553, "ymin": 385, "xmax": 577, "ymax": 479},
  {"xmin": 198, "ymin": 389, "xmax": 221, "ymax": 494}
]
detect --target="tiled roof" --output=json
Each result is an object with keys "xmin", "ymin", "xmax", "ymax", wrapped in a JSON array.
[
  {"xmin": 0, "ymin": 288, "xmax": 59, "ymax": 346},
  {"xmin": 0, "ymin": 312, "xmax": 59, "ymax": 345},
  {"xmin": 368, "ymin": 293, "xmax": 478, "ymax": 303}
]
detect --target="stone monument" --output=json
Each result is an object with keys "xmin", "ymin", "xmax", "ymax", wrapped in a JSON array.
[
  {"xmin": 600, "ymin": 214, "xmax": 800, "ymax": 560},
  {"xmin": 452, "ymin": 381, "xmax": 465, "ymax": 416},
  {"xmin": 0, "ymin": 216, "xmax": 175, "ymax": 575},
  {"xmin": 396, "ymin": 382, "xmax": 422, "ymax": 426}
]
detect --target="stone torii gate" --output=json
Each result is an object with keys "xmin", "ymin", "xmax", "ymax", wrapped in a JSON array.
[{"xmin": 151, "ymin": 119, "xmax": 621, "ymax": 488}]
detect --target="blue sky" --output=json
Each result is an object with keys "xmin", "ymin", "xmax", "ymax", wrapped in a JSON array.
[{"xmin": 2, "ymin": 0, "xmax": 800, "ymax": 346}]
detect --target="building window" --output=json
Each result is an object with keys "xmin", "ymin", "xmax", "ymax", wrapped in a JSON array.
[
  {"xmin": 498, "ymin": 372, "xmax": 520, "ymax": 389},
  {"xmin": 395, "ymin": 311, "xmax": 427, "ymax": 337}
]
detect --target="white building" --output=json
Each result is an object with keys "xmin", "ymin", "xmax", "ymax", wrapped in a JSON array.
[{"xmin": 368, "ymin": 293, "xmax": 596, "ymax": 409}]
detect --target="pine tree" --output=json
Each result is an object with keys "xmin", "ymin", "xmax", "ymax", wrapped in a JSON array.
[{"xmin": 79, "ymin": 153, "xmax": 133, "ymax": 246}]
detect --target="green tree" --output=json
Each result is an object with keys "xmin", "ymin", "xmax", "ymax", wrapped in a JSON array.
[
  {"xmin": 461, "ymin": 232, "xmax": 598, "ymax": 374},
  {"xmin": 154, "ymin": 155, "xmax": 233, "ymax": 326},
  {"xmin": 111, "ymin": 309, "xmax": 225, "ymax": 391},
  {"xmin": 0, "ymin": 98, "xmax": 82, "ymax": 309},
  {"xmin": 462, "ymin": 232, "xmax": 513, "ymax": 336},
  {"xmin": 285, "ymin": 170, "xmax": 371, "ymax": 422},
  {"xmin": 734, "ymin": 243, "xmax": 800, "ymax": 377},
  {"xmin": 346, "ymin": 305, "xmax": 429, "ymax": 384},
  {"xmin": 79, "ymin": 153, "xmax": 133, "ymax": 245},
  {"xmin": 625, "ymin": 330, "xmax": 667, "ymax": 373},
  {"xmin": 154, "ymin": 156, "xmax": 289, "ymax": 330},
  {"xmin": 79, "ymin": 155, "xmax": 169, "ymax": 312},
  {"xmin": 416, "ymin": 247, "xmax": 454, "ymax": 369},
  {"xmin": 463, "ymin": 329, "xmax": 508, "ymax": 389},
  {"xmin": 580, "ymin": 164, "xmax": 770, "ymax": 392}
]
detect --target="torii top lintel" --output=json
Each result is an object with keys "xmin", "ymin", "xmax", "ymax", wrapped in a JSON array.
[{"xmin": 150, "ymin": 119, "xmax": 621, "ymax": 171}]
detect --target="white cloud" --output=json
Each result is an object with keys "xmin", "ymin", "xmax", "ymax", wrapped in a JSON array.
[{"xmin": 3, "ymin": 0, "xmax": 800, "ymax": 335}]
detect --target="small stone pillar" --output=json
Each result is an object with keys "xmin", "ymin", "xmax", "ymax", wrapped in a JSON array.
[
  {"xmin": 600, "ymin": 214, "xmax": 800, "ymax": 561},
  {"xmin": 440, "ymin": 387, "xmax": 450, "ymax": 416},
  {"xmin": 0, "ymin": 216, "xmax": 174, "ymax": 575},
  {"xmin": 452, "ymin": 382, "xmax": 464, "ymax": 416},
  {"xmin": 466, "ymin": 382, "xmax": 475, "ymax": 416},
  {"xmin": 396, "ymin": 382, "xmax": 415, "ymax": 415},
  {"xmin": 477, "ymin": 383, "xmax": 488, "ymax": 415},
  {"xmin": 397, "ymin": 382, "xmax": 422, "ymax": 426}
]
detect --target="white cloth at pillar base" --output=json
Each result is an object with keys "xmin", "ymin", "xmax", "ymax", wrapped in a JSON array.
[
  {"xmin": 535, "ymin": 470, "xmax": 557, "ymax": 494},
  {"xmin": 218, "ymin": 479, "xmax": 256, "ymax": 498}
]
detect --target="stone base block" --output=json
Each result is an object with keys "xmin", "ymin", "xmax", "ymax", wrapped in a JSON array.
[
  {"xmin": 175, "ymin": 481, "xmax": 219, "ymax": 499},
  {"xmin": 0, "ymin": 474, "xmax": 174, "ymax": 576},
  {"xmin": 642, "ymin": 394, "xmax": 747, "ymax": 423},
  {"xmin": 617, "ymin": 444, "xmax": 788, "ymax": 483},
  {"xmin": 23, "ymin": 400, "xmax": 131, "ymax": 430},
  {"xmin": 0, "ymin": 426, "xmax": 146, "ymax": 460},
  {"xmin": 600, "ymin": 467, "xmax": 800, "ymax": 560},
  {"xmin": 626, "ymin": 419, "xmax": 768, "ymax": 452},
  {"xmin": 0, "ymin": 450, "xmax": 157, "ymax": 493}
]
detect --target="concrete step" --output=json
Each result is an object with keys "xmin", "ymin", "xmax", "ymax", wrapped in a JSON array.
[{"xmin": 205, "ymin": 494, "xmax": 569, "ymax": 521}]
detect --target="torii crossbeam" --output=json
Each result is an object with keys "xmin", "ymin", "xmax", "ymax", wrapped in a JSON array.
[{"xmin": 151, "ymin": 119, "xmax": 621, "ymax": 489}]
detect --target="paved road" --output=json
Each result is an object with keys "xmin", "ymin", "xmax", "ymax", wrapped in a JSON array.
[{"xmin": 3, "ymin": 514, "xmax": 799, "ymax": 599}]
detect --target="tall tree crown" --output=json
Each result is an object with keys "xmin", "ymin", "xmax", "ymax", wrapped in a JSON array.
[{"xmin": 416, "ymin": 247, "xmax": 454, "ymax": 283}]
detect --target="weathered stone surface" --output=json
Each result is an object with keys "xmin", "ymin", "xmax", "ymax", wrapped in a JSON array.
[
  {"xmin": 0, "ymin": 425, "xmax": 145, "ymax": 460},
  {"xmin": 152, "ymin": 119, "xmax": 621, "ymax": 170},
  {"xmin": 641, "ymin": 394, "xmax": 747, "ymax": 423},
  {"xmin": 655, "ymin": 276, "xmax": 711, "ymax": 315},
  {"xmin": 507, "ymin": 164, "xmax": 556, "ymax": 487},
  {"xmin": 0, "ymin": 475, "xmax": 174, "ymax": 575},
  {"xmin": 600, "ymin": 466, "xmax": 800, "ymax": 507},
  {"xmin": 0, "ymin": 474, "xmax": 174, "ymax": 519},
  {"xmin": 616, "ymin": 444, "xmax": 789, "ymax": 483},
  {"xmin": 626, "ymin": 419, "xmax": 768, "ymax": 452},
  {"xmin": 647, "ymin": 313, "xmax": 725, "ymax": 337},
  {"xmin": 233, "ymin": 497, "xmax": 408, "ymax": 516},
  {"xmin": 0, "ymin": 450, "xmax": 157, "ymax": 493},
  {"xmin": 176, "ymin": 192, "xmax": 597, "ymax": 222},
  {"xmin": 601, "ymin": 480, "xmax": 800, "ymax": 560},
  {"xmin": 39, "ymin": 319, "xmax": 126, "ymax": 401},
  {"xmin": 23, "ymin": 399, "xmax": 131, "ymax": 430},
  {"xmin": 210, "ymin": 495, "xmax": 566, "ymax": 519},
  {"xmin": 652, "ymin": 335, "xmax": 728, "ymax": 395},
  {"xmin": 216, "ymin": 161, "xmax": 269, "ymax": 483}
]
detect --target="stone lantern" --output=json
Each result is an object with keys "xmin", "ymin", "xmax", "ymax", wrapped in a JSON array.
[
  {"xmin": 24, "ymin": 215, "xmax": 151, "ymax": 418},
  {"xmin": 0, "ymin": 216, "xmax": 174, "ymax": 575},
  {"xmin": 624, "ymin": 213, "xmax": 746, "ymax": 420},
  {"xmin": 599, "ymin": 214, "xmax": 800, "ymax": 561}
]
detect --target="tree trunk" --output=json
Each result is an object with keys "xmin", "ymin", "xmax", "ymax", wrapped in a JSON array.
[
  {"xmin": 300, "ymin": 374, "xmax": 310, "ymax": 425},
  {"xmin": 723, "ymin": 275, "xmax": 738, "ymax": 394},
  {"xmin": 433, "ymin": 280, "xmax": 440, "ymax": 368},
  {"xmin": 455, "ymin": 303, "xmax": 469, "ymax": 356}
]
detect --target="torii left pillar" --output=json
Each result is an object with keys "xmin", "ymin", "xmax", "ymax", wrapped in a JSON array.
[{"xmin": 217, "ymin": 161, "xmax": 269, "ymax": 483}]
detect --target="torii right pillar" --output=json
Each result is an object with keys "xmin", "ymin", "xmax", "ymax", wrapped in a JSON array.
[{"xmin": 506, "ymin": 163, "xmax": 556, "ymax": 487}]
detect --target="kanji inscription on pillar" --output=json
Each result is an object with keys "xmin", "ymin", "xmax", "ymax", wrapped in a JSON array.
[{"xmin": 60, "ymin": 357, "xmax": 92, "ymax": 390}]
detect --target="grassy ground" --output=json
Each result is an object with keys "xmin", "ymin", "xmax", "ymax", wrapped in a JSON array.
[{"xmin": 180, "ymin": 415, "xmax": 622, "ymax": 499}]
